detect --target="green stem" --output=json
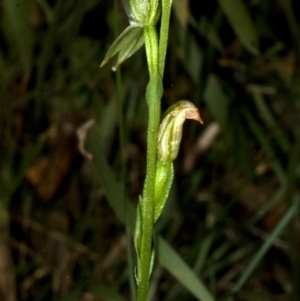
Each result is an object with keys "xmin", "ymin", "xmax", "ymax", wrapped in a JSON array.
[
  {"xmin": 136, "ymin": 3, "xmax": 172, "ymax": 300},
  {"xmin": 137, "ymin": 26, "xmax": 161, "ymax": 301},
  {"xmin": 158, "ymin": 0, "xmax": 172, "ymax": 76},
  {"xmin": 144, "ymin": 26, "xmax": 159, "ymax": 77}
]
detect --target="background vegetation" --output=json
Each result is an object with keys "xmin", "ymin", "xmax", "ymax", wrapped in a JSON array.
[{"xmin": 1, "ymin": 0, "xmax": 300, "ymax": 300}]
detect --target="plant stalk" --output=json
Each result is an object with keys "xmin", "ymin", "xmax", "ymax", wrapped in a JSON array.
[
  {"xmin": 158, "ymin": 0, "xmax": 172, "ymax": 76},
  {"xmin": 136, "ymin": 3, "xmax": 172, "ymax": 300},
  {"xmin": 137, "ymin": 25, "xmax": 161, "ymax": 301}
]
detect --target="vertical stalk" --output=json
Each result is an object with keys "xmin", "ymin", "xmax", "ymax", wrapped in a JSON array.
[
  {"xmin": 100, "ymin": 1, "xmax": 173, "ymax": 300},
  {"xmin": 144, "ymin": 26, "xmax": 159, "ymax": 78},
  {"xmin": 137, "ymin": 25, "xmax": 161, "ymax": 301},
  {"xmin": 158, "ymin": 0, "xmax": 172, "ymax": 76},
  {"xmin": 136, "ymin": 2, "xmax": 173, "ymax": 299}
]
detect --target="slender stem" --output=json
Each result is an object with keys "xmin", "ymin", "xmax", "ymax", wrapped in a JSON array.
[
  {"xmin": 137, "ymin": 26, "xmax": 161, "ymax": 301},
  {"xmin": 144, "ymin": 26, "xmax": 159, "ymax": 78},
  {"xmin": 158, "ymin": 0, "xmax": 172, "ymax": 76},
  {"xmin": 136, "ymin": 3, "xmax": 173, "ymax": 300}
]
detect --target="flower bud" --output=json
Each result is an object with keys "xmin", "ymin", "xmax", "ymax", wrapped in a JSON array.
[
  {"xmin": 122, "ymin": 0, "xmax": 160, "ymax": 25},
  {"xmin": 157, "ymin": 101, "xmax": 203, "ymax": 162}
]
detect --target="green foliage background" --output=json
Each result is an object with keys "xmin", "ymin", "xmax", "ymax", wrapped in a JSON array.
[{"xmin": 1, "ymin": 0, "xmax": 300, "ymax": 300}]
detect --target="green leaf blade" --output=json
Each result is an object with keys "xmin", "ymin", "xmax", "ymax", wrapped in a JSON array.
[
  {"xmin": 157, "ymin": 238, "xmax": 215, "ymax": 301},
  {"xmin": 100, "ymin": 24, "xmax": 144, "ymax": 68},
  {"xmin": 218, "ymin": 0, "xmax": 259, "ymax": 55}
]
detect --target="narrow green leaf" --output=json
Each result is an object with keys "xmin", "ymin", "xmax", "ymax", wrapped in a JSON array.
[
  {"xmin": 194, "ymin": 234, "xmax": 215, "ymax": 274},
  {"xmin": 252, "ymin": 92, "xmax": 290, "ymax": 153},
  {"xmin": 100, "ymin": 24, "xmax": 144, "ymax": 68},
  {"xmin": 88, "ymin": 134, "xmax": 135, "ymax": 230},
  {"xmin": 184, "ymin": 33, "xmax": 204, "ymax": 83},
  {"xmin": 231, "ymin": 196, "xmax": 300, "ymax": 293},
  {"xmin": 218, "ymin": 0, "xmax": 259, "ymax": 55},
  {"xmin": 242, "ymin": 107, "xmax": 286, "ymax": 185},
  {"xmin": 4, "ymin": 0, "xmax": 34, "ymax": 76},
  {"xmin": 198, "ymin": 17, "xmax": 224, "ymax": 52},
  {"xmin": 204, "ymin": 75, "xmax": 229, "ymax": 129},
  {"xmin": 117, "ymin": 29, "xmax": 144, "ymax": 66},
  {"xmin": 97, "ymin": 101, "xmax": 118, "ymax": 152},
  {"xmin": 173, "ymin": 0, "xmax": 189, "ymax": 27},
  {"xmin": 230, "ymin": 115, "xmax": 255, "ymax": 179},
  {"xmin": 246, "ymin": 186, "xmax": 286, "ymax": 226},
  {"xmin": 157, "ymin": 238, "xmax": 215, "ymax": 301}
]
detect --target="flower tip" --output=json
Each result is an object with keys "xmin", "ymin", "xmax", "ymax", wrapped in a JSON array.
[
  {"xmin": 197, "ymin": 112, "xmax": 204, "ymax": 125},
  {"xmin": 186, "ymin": 108, "xmax": 204, "ymax": 125}
]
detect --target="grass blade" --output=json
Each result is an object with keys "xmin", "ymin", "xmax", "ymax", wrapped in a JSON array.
[
  {"xmin": 218, "ymin": 0, "xmax": 259, "ymax": 55},
  {"xmin": 231, "ymin": 196, "xmax": 300, "ymax": 294},
  {"xmin": 204, "ymin": 75, "xmax": 229, "ymax": 129},
  {"xmin": 3, "ymin": 0, "xmax": 33, "ymax": 76},
  {"xmin": 157, "ymin": 238, "xmax": 215, "ymax": 301}
]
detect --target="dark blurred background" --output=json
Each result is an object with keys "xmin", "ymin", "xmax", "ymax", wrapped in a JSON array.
[{"xmin": 1, "ymin": 0, "xmax": 300, "ymax": 300}]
